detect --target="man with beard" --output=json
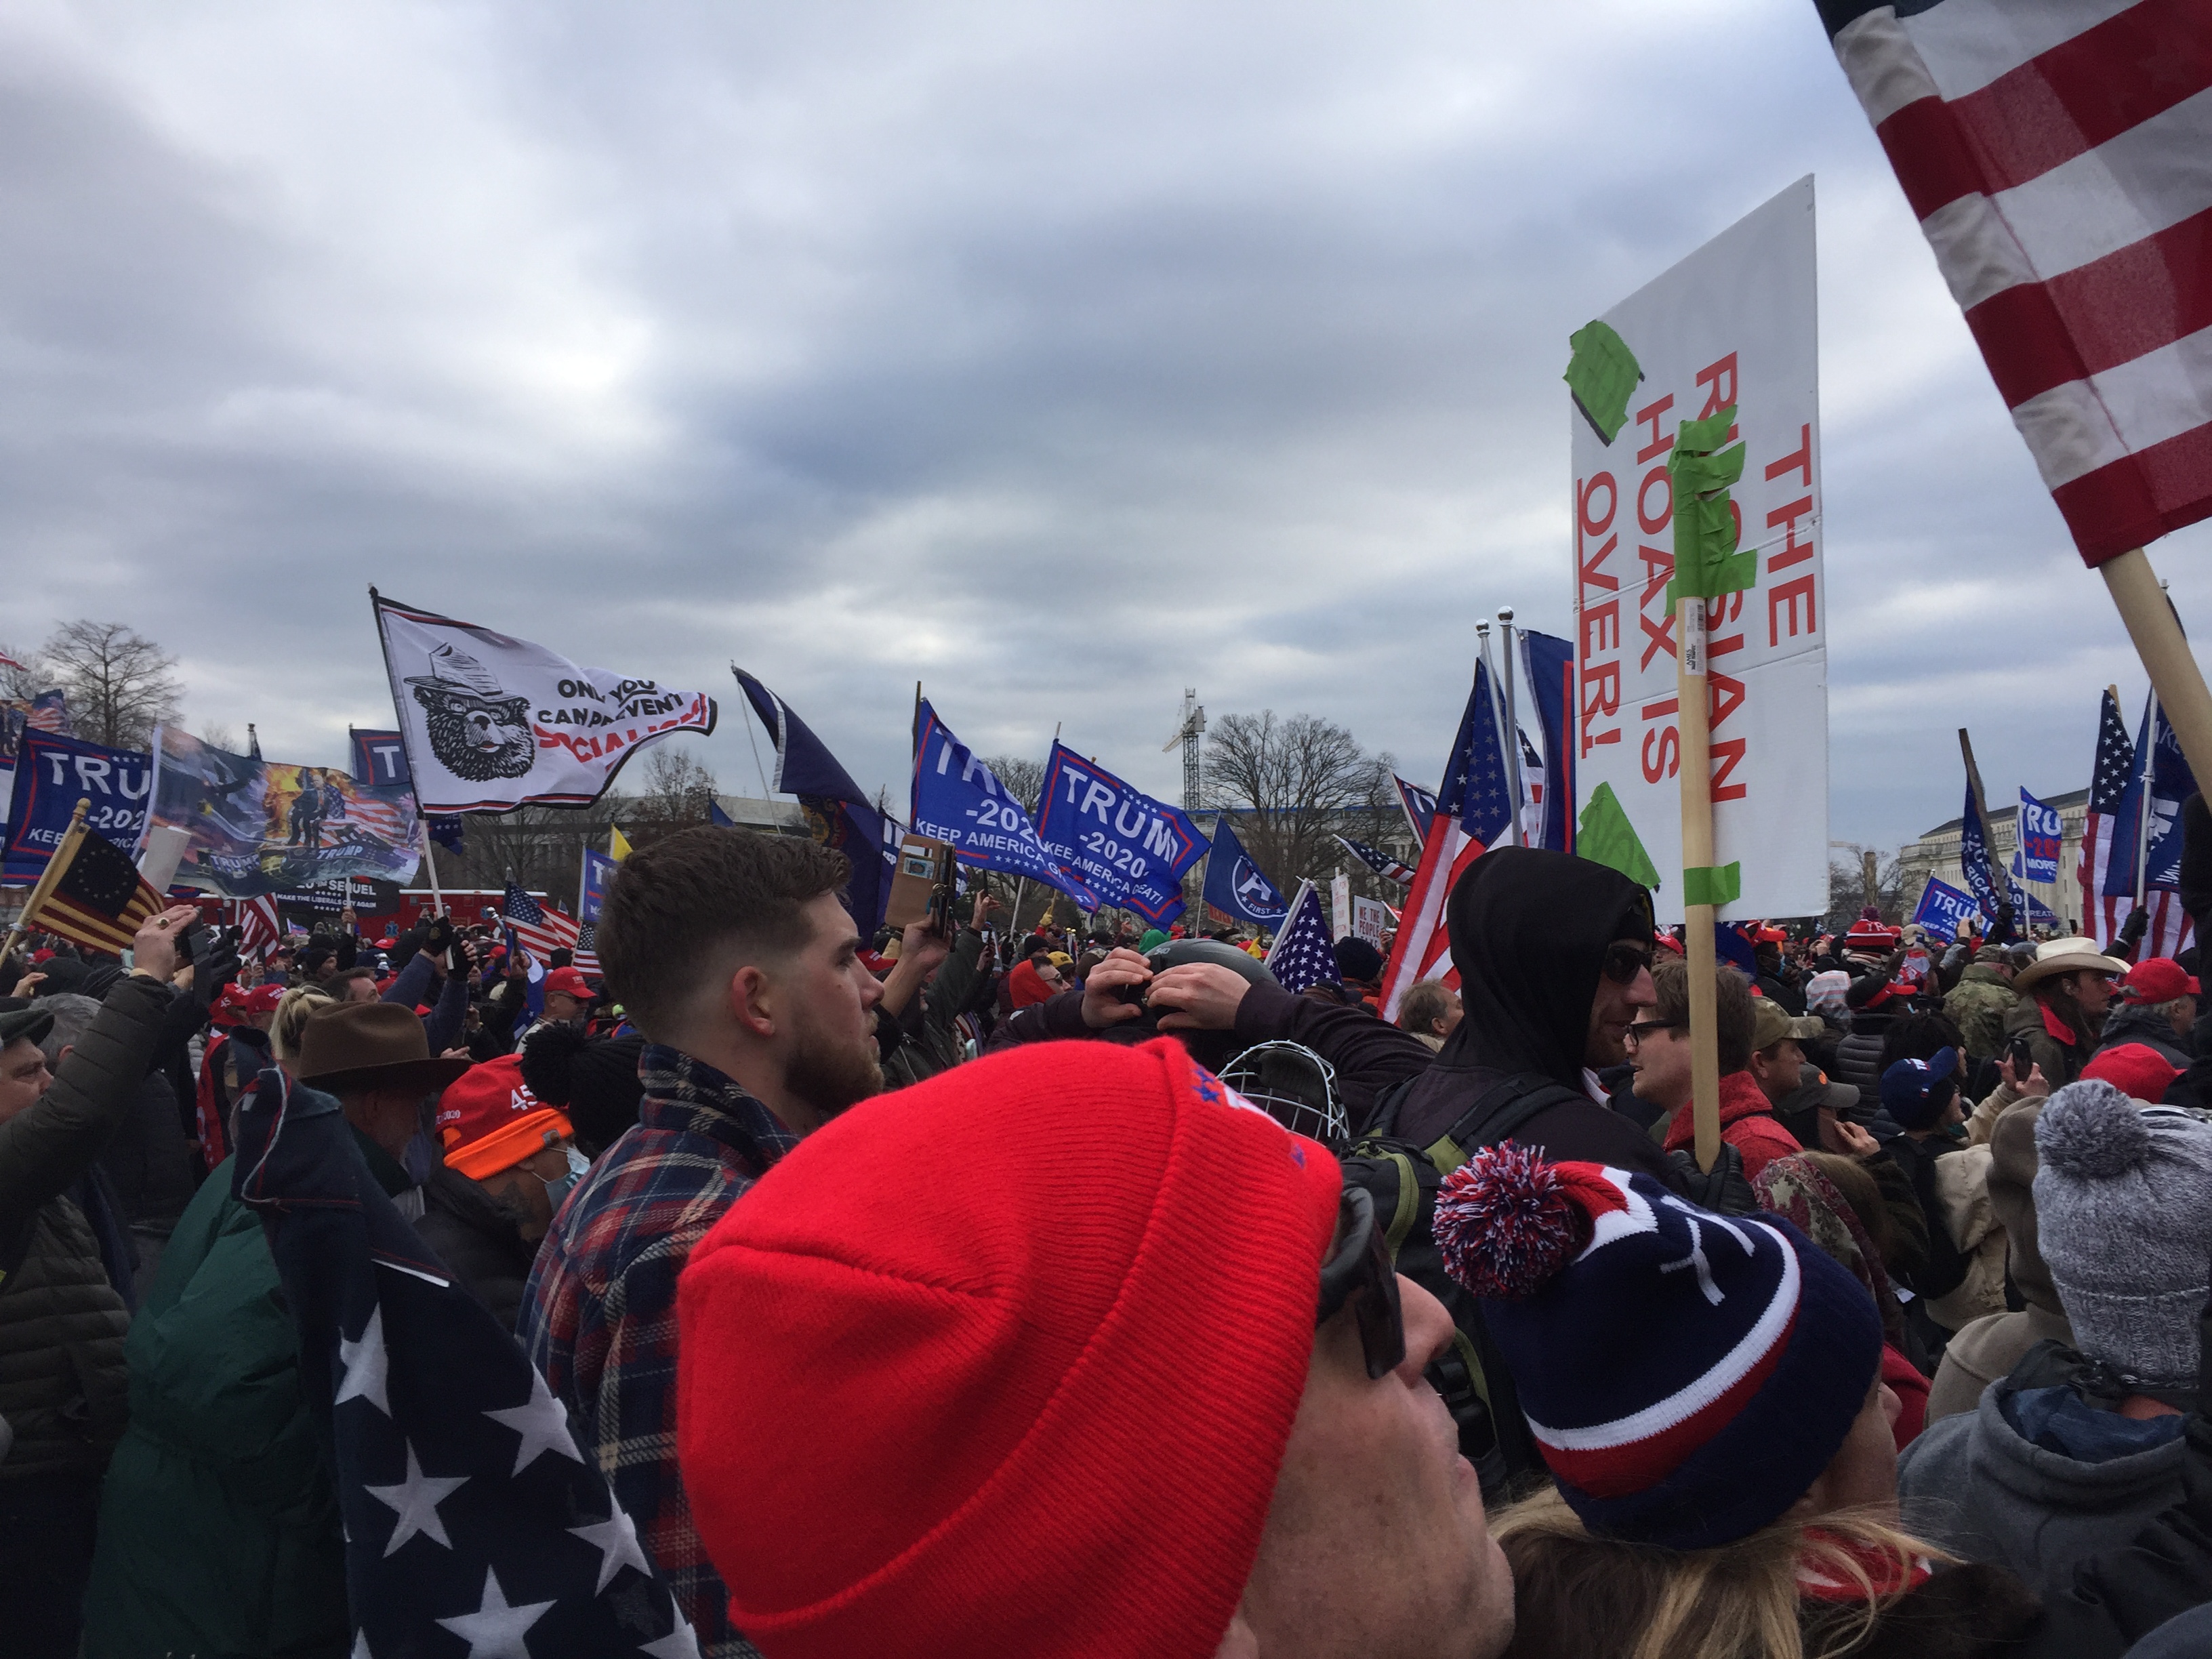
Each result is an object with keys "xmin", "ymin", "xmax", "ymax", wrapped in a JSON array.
[{"xmin": 518, "ymin": 827, "xmax": 887, "ymax": 1659}]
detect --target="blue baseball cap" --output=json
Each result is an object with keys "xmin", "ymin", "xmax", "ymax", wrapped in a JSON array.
[{"xmin": 1880, "ymin": 1047, "xmax": 1961, "ymax": 1131}]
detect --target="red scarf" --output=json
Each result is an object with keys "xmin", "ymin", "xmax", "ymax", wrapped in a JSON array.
[{"xmin": 1796, "ymin": 1529, "xmax": 1932, "ymax": 1604}]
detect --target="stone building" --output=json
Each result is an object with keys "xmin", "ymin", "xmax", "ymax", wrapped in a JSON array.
[{"xmin": 1895, "ymin": 787, "xmax": 2089, "ymax": 934}]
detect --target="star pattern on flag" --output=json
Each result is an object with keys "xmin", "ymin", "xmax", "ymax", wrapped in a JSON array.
[
  {"xmin": 483, "ymin": 1366, "xmax": 583, "ymax": 1477},
  {"xmin": 2090, "ymin": 693, "xmax": 2136, "ymax": 815},
  {"xmin": 1266, "ymin": 884, "xmax": 1343, "ymax": 996},
  {"xmin": 365, "ymin": 1442, "xmax": 468, "ymax": 1556},
  {"xmin": 335, "ymin": 1307, "xmax": 390, "ymax": 1416},
  {"xmin": 434, "ymin": 1568, "xmax": 555, "ymax": 1658},
  {"xmin": 569, "ymin": 1505, "xmax": 653, "ymax": 1594}
]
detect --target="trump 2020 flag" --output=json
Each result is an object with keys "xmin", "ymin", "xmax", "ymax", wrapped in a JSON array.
[
  {"xmin": 1265, "ymin": 880, "xmax": 1343, "ymax": 995},
  {"xmin": 1202, "ymin": 815, "xmax": 1289, "ymax": 928},
  {"xmin": 910, "ymin": 701, "xmax": 1095, "ymax": 908},
  {"xmin": 731, "ymin": 667, "xmax": 897, "ymax": 930},
  {"xmin": 1912, "ymin": 876, "xmax": 1981, "ymax": 943},
  {"xmin": 1031, "ymin": 743, "xmax": 1204, "ymax": 925},
  {"xmin": 373, "ymin": 591, "xmax": 717, "ymax": 814},
  {"xmin": 1817, "ymin": 0, "xmax": 2212, "ymax": 562},
  {"xmin": 2018, "ymin": 787, "xmax": 2064, "ymax": 884},
  {"xmin": 1957, "ymin": 771, "xmax": 2001, "ymax": 922},
  {"xmin": 230, "ymin": 1069, "xmax": 700, "ymax": 1659}
]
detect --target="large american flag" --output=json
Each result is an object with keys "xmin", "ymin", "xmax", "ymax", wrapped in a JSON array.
[
  {"xmin": 230, "ymin": 1068, "xmax": 701, "ymax": 1658},
  {"xmin": 1377, "ymin": 658, "xmax": 1515, "ymax": 1021},
  {"xmin": 1264, "ymin": 880, "xmax": 1343, "ymax": 996},
  {"xmin": 1818, "ymin": 0, "xmax": 2212, "ymax": 563},
  {"xmin": 504, "ymin": 882, "xmax": 579, "ymax": 962}
]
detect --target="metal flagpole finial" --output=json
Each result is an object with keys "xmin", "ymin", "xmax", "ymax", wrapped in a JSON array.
[
  {"xmin": 1497, "ymin": 607, "xmax": 1515, "ymax": 627},
  {"xmin": 1476, "ymin": 620, "xmax": 1490, "ymax": 639}
]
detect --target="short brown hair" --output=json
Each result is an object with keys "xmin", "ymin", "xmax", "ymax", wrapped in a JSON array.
[
  {"xmin": 598, "ymin": 827, "xmax": 851, "ymax": 1038},
  {"xmin": 1649, "ymin": 957, "xmax": 1756, "ymax": 1074},
  {"xmin": 1397, "ymin": 979, "xmax": 1457, "ymax": 1036}
]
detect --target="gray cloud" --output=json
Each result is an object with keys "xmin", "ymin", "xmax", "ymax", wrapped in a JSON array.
[{"xmin": 3, "ymin": 0, "xmax": 2201, "ymax": 864}]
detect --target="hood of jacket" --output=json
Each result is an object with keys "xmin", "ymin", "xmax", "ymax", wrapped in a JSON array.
[
  {"xmin": 1434, "ymin": 847, "xmax": 1652, "ymax": 1086},
  {"xmin": 2091, "ymin": 1000, "xmax": 2191, "ymax": 1065}
]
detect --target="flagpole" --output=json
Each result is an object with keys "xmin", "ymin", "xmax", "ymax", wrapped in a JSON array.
[
  {"xmin": 424, "ymin": 836, "xmax": 446, "ymax": 919},
  {"xmin": 1, "ymin": 798, "xmax": 91, "ymax": 964},
  {"xmin": 731, "ymin": 664, "xmax": 776, "ymax": 800},
  {"xmin": 2135, "ymin": 691, "xmax": 2159, "ymax": 916},
  {"xmin": 1677, "ymin": 596, "xmax": 1722, "ymax": 1173},
  {"xmin": 1498, "ymin": 608, "xmax": 1528, "ymax": 848}
]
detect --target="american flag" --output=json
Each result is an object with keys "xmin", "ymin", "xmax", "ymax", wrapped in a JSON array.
[
  {"xmin": 230, "ymin": 1069, "xmax": 701, "ymax": 1659},
  {"xmin": 1265, "ymin": 881, "xmax": 1343, "ymax": 996},
  {"xmin": 31, "ymin": 823, "xmax": 165, "ymax": 956},
  {"xmin": 239, "ymin": 894, "xmax": 281, "ymax": 960},
  {"xmin": 2098, "ymin": 695, "xmax": 2197, "ymax": 957},
  {"xmin": 2081, "ymin": 687, "xmax": 2140, "ymax": 947},
  {"xmin": 1393, "ymin": 775, "xmax": 1439, "ymax": 851},
  {"xmin": 572, "ymin": 923, "xmax": 601, "ymax": 980},
  {"xmin": 339, "ymin": 780, "xmax": 425, "ymax": 855},
  {"xmin": 504, "ymin": 882, "xmax": 579, "ymax": 962},
  {"xmin": 26, "ymin": 689, "xmax": 70, "ymax": 735},
  {"xmin": 1819, "ymin": 0, "xmax": 2212, "ymax": 563},
  {"xmin": 1334, "ymin": 834, "xmax": 1416, "ymax": 886},
  {"xmin": 1377, "ymin": 657, "xmax": 1515, "ymax": 1020},
  {"xmin": 1517, "ymin": 727, "xmax": 1547, "ymax": 847}
]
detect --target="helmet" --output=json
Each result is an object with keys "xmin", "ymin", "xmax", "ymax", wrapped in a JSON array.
[{"xmin": 1218, "ymin": 1040, "xmax": 1344, "ymax": 1148}]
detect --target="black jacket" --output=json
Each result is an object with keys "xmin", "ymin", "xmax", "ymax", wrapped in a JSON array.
[{"xmin": 413, "ymin": 1166, "xmax": 540, "ymax": 1333}]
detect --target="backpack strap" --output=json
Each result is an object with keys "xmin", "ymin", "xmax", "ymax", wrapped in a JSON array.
[
  {"xmin": 1376, "ymin": 1151, "xmax": 1422, "ymax": 1261},
  {"xmin": 1359, "ymin": 1072, "xmax": 1419, "ymax": 1142},
  {"xmin": 1422, "ymin": 1072, "xmax": 1593, "ymax": 1176}
]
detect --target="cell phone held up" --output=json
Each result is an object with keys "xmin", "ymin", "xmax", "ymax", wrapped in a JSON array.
[
  {"xmin": 2007, "ymin": 1036, "xmax": 2036, "ymax": 1080},
  {"xmin": 885, "ymin": 836, "xmax": 958, "ymax": 933}
]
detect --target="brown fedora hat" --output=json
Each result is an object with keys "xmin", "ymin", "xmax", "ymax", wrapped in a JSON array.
[{"xmin": 295, "ymin": 1002, "xmax": 472, "ymax": 1094}]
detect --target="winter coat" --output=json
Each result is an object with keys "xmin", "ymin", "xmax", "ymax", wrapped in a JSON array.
[
  {"xmin": 2091, "ymin": 998, "xmax": 2191, "ymax": 1069},
  {"xmin": 81, "ymin": 1120, "xmax": 413, "ymax": 1659},
  {"xmin": 1944, "ymin": 965, "xmax": 2021, "ymax": 1061},
  {"xmin": 1929, "ymin": 1096, "xmax": 2075, "ymax": 1423},
  {"xmin": 95, "ymin": 1069, "xmax": 199, "ymax": 1275},
  {"xmin": 1900, "ymin": 1341, "xmax": 2187, "ymax": 1598},
  {"xmin": 0, "ymin": 973, "xmax": 171, "ymax": 1482},
  {"xmin": 1926, "ymin": 1143, "xmax": 2009, "ymax": 1333},
  {"xmin": 1887, "ymin": 1132, "xmax": 1972, "ymax": 1303},
  {"xmin": 878, "ymin": 926, "xmax": 988, "ymax": 1089},
  {"xmin": 1661, "ymin": 1069, "xmax": 1804, "ymax": 1181},
  {"xmin": 414, "ymin": 1164, "xmax": 540, "ymax": 1333},
  {"xmin": 2005, "ymin": 991, "xmax": 2095, "ymax": 1090},
  {"xmin": 1833, "ymin": 1019, "xmax": 1891, "ymax": 1101}
]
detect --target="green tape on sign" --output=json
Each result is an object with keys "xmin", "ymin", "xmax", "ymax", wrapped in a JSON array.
[
  {"xmin": 1577, "ymin": 782, "xmax": 1660, "ymax": 891},
  {"xmin": 1664, "ymin": 403, "xmax": 1755, "ymax": 606},
  {"xmin": 1564, "ymin": 321, "xmax": 1642, "ymax": 447},
  {"xmin": 1681, "ymin": 863, "xmax": 1742, "ymax": 907}
]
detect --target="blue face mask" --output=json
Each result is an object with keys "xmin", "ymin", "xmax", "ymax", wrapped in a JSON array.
[{"xmin": 539, "ymin": 1145, "xmax": 590, "ymax": 1210}]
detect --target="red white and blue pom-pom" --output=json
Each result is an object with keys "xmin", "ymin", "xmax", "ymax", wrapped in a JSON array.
[{"xmin": 1433, "ymin": 1142, "xmax": 1589, "ymax": 1300}]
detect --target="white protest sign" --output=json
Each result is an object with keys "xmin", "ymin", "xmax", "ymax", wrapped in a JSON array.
[
  {"xmin": 1570, "ymin": 177, "xmax": 1827, "ymax": 923},
  {"xmin": 1351, "ymin": 895, "xmax": 1391, "ymax": 949}
]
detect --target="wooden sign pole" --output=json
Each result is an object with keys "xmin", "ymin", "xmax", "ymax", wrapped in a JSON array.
[{"xmin": 1677, "ymin": 596, "xmax": 1722, "ymax": 1172}]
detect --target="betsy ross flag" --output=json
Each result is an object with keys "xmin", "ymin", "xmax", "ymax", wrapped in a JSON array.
[
  {"xmin": 1378, "ymin": 658, "xmax": 1514, "ymax": 1021},
  {"xmin": 34, "ymin": 825, "xmax": 165, "ymax": 956},
  {"xmin": 1818, "ymin": 0, "xmax": 2212, "ymax": 562},
  {"xmin": 230, "ymin": 1068, "xmax": 700, "ymax": 1658},
  {"xmin": 1264, "ymin": 881, "xmax": 1343, "ymax": 996},
  {"xmin": 1334, "ymin": 834, "xmax": 1416, "ymax": 886},
  {"xmin": 503, "ymin": 882, "xmax": 579, "ymax": 962}
]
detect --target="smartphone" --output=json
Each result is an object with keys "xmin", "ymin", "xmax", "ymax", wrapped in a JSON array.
[
  {"xmin": 926, "ymin": 843, "xmax": 957, "ymax": 935},
  {"xmin": 2007, "ymin": 1036, "xmax": 2035, "ymax": 1078},
  {"xmin": 886, "ymin": 836, "xmax": 954, "ymax": 929}
]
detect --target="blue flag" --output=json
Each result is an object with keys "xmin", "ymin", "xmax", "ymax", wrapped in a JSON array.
[
  {"xmin": 1394, "ymin": 775, "xmax": 1438, "ymax": 849},
  {"xmin": 2018, "ymin": 787, "xmax": 2063, "ymax": 883},
  {"xmin": 911, "ymin": 701, "xmax": 1094, "ymax": 907},
  {"xmin": 351, "ymin": 729, "xmax": 413, "ymax": 788},
  {"xmin": 2097, "ymin": 699, "xmax": 2200, "ymax": 900},
  {"xmin": 1912, "ymin": 876, "xmax": 1980, "ymax": 943},
  {"xmin": 429, "ymin": 817, "xmax": 466, "ymax": 855},
  {"xmin": 731, "ymin": 667, "xmax": 895, "ymax": 929},
  {"xmin": 3, "ymin": 729, "xmax": 153, "ymax": 883},
  {"xmin": 708, "ymin": 798, "xmax": 735, "ymax": 829},
  {"xmin": 1519, "ymin": 628, "xmax": 1576, "ymax": 852},
  {"xmin": 1957, "ymin": 774, "xmax": 2001, "ymax": 920},
  {"xmin": 1031, "ymin": 743, "xmax": 1204, "ymax": 924},
  {"xmin": 2009, "ymin": 849, "xmax": 2060, "ymax": 928},
  {"xmin": 1202, "ymin": 815, "xmax": 1288, "ymax": 927},
  {"xmin": 1264, "ymin": 881, "xmax": 1340, "ymax": 994},
  {"xmin": 230, "ymin": 1069, "xmax": 698, "ymax": 1657},
  {"xmin": 579, "ymin": 848, "xmax": 617, "ymax": 924}
]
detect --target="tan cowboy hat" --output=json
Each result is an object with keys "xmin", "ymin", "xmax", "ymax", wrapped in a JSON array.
[
  {"xmin": 295, "ymin": 1002, "xmax": 472, "ymax": 1094},
  {"xmin": 2012, "ymin": 936, "xmax": 2130, "ymax": 993}
]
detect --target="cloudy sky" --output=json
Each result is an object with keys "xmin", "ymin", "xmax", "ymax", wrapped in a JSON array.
[{"xmin": 5, "ymin": 0, "xmax": 2203, "ymax": 856}]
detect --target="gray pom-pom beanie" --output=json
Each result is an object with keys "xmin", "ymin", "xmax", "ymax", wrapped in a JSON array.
[{"xmin": 2034, "ymin": 1079, "xmax": 2212, "ymax": 1389}]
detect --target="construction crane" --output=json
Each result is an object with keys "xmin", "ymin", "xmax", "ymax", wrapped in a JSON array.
[{"xmin": 1162, "ymin": 689, "xmax": 1206, "ymax": 811}]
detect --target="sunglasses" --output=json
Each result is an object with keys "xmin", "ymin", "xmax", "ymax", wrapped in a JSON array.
[
  {"xmin": 1602, "ymin": 941, "xmax": 1656, "ymax": 985},
  {"xmin": 1317, "ymin": 1185, "xmax": 1406, "ymax": 1380}
]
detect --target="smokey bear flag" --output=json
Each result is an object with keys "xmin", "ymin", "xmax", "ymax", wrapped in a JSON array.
[{"xmin": 371, "ymin": 592, "xmax": 718, "ymax": 814}]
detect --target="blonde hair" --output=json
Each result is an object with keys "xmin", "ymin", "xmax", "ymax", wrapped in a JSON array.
[
  {"xmin": 270, "ymin": 985, "xmax": 337, "ymax": 1068},
  {"xmin": 1492, "ymin": 1486, "xmax": 1946, "ymax": 1659}
]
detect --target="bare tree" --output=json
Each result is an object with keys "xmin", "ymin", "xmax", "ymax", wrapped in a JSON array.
[
  {"xmin": 0, "ymin": 644, "xmax": 42, "ymax": 704},
  {"xmin": 978, "ymin": 754, "xmax": 1044, "ymax": 817},
  {"xmin": 199, "ymin": 721, "xmax": 239, "ymax": 752},
  {"xmin": 628, "ymin": 746, "xmax": 720, "ymax": 846},
  {"xmin": 1205, "ymin": 712, "xmax": 1398, "ymax": 893},
  {"xmin": 39, "ymin": 620, "xmax": 182, "ymax": 749},
  {"xmin": 1826, "ymin": 849, "xmax": 1912, "ymax": 929}
]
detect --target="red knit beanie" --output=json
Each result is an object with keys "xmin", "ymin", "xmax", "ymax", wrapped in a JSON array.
[{"xmin": 676, "ymin": 1037, "xmax": 1341, "ymax": 1659}]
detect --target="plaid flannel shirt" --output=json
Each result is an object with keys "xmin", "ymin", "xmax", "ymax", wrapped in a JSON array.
[{"xmin": 519, "ymin": 1044, "xmax": 797, "ymax": 1659}]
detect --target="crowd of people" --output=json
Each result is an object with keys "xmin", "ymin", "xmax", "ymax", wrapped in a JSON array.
[{"xmin": 6, "ymin": 802, "xmax": 2212, "ymax": 1656}]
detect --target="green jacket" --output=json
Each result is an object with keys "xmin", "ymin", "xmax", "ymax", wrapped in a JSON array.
[
  {"xmin": 2003, "ymin": 990, "xmax": 2096, "ymax": 1091},
  {"xmin": 83, "ymin": 1122, "xmax": 411, "ymax": 1659},
  {"xmin": 1944, "ymin": 965, "xmax": 2020, "ymax": 1061},
  {"xmin": 0, "ymin": 972, "xmax": 171, "ymax": 1481},
  {"xmin": 880, "ymin": 926, "xmax": 989, "ymax": 1089}
]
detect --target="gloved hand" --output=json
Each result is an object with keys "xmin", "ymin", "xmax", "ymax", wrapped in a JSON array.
[
  {"xmin": 1666, "ymin": 1140, "xmax": 1757, "ymax": 1214},
  {"xmin": 2121, "ymin": 904, "xmax": 2152, "ymax": 950},
  {"xmin": 190, "ymin": 924, "xmax": 241, "ymax": 1009}
]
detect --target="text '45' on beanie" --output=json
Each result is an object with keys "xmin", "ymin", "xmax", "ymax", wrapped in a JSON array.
[
  {"xmin": 675, "ymin": 1037, "xmax": 1342, "ymax": 1659},
  {"xmin": 2034, "ymin": 1079, "xmax": 2212, "ymax": 1391},
  {"xmin": 1433, "ymin": 1147, "xmax": 1881, "ymax": 1550}
]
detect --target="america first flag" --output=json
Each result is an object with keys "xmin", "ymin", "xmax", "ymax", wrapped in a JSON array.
[
  {"xmin": 1818, "ymin": 0, "xmax": 2212, "ymax": 562},
  {"xmin": 1377, "ymin": 659, "xmax": 1514, "ymax": 1021}
]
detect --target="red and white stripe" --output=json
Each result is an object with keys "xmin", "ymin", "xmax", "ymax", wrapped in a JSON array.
[
  {"xmin": 508, "ymin": 906, "xmax": 579, "ymax": 963},
  {"xmin": 2080, "ymin": 815, "xmax": 2197, "ymax": 956},
  {"xmin": 238, "ymin": 895, "xmax": 281, "ymax": 960},
  {"xmin": 1830, "ymin": 0, "xmax": 2212, "ymax": 562},
  {"xmin": 1376, "ymin": 816, "xmax": 1489, "ymax": 1021}
]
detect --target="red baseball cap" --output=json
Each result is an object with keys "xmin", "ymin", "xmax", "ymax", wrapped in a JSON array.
[
  {"xmin": 211, "ymin": 982, "xmax": 286, "ymax": 1028},
  {"xmin": 2121, "ymin": 958, "xmax": 2200, "ymax": 1003},
  {"xmin": 435, "ymin": 1054, "xmax": 573, "ymax": 1180},
  {"xmin": 2081, "ymin": 1042, "xmax": 2182, "ymax": 1104},
  {"xmin": 544, "ymin": 966, "xmax": 599, "ymax": 1002}
]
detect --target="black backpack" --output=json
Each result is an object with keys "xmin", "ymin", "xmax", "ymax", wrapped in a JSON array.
[{"xmin": 1341, "ymin": 1070, "xmax": 1590, "ymax": 1498}]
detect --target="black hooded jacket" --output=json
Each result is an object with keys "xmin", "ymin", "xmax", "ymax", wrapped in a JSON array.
[{"xmin": 1387, "ymin": 847, "xmax": 1682, "ymax": 1189}]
